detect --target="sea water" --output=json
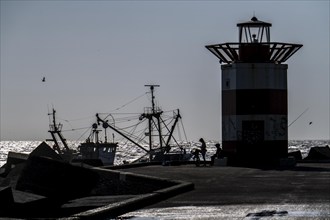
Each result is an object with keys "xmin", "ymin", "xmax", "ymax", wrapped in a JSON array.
[{"xmin": 1, "ymin": 140, "xmax": 329, "ymax": 167}]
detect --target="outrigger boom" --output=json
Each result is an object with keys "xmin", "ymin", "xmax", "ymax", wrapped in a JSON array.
[{"xmin": 96, "ymin": 113, "xmax": 148, "ymax": 153}]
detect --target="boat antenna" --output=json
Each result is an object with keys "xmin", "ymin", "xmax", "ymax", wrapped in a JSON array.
[{"xmin": 145, "ymin": 84, "xmax": 160, "ymax": 113}]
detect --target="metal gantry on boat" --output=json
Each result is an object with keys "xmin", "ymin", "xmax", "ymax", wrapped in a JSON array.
[{"xmin": 96, "ymin": 85, "xmax": 191, "ymax": 163}]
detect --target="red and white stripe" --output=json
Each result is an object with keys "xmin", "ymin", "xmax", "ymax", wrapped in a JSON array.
[{"xmin": 221, "ymin": 63, "xmax": 288, "ymax": 158}]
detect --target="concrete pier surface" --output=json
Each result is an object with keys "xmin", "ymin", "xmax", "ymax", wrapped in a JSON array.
[{"xmin": 118, "ymin": 163, "xmax": 330, "ymax": 219}]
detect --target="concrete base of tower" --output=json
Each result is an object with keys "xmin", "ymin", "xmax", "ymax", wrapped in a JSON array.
[{"xmin": 222, "ymin": 140, "xmax": 292, "ymax": 168}]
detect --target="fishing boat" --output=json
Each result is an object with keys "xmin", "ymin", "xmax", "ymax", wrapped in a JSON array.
[
  {"xmin": 47, "ymin": 109, "xmax": 118, "ymax": 166},
  {"xmin": 47, "ymin": 85, "xmax": 191, "ymax": 165},
  {"xmin": 95, "ymin": 85, "xmax": 192, "ymax": 164}
]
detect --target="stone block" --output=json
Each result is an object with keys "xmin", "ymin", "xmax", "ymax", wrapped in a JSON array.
[
  {"xmin": 305, "ymin": 146, "xmax": 330, "ymax": 160},
  {"xmin": 0, "ymin": 186, "xmax": 14, "ymax": 211},
  {"xmin": 29, "ymin": 141, "xmax": 63, "ymax": 161},
  {"xmin": 16, "ymin": 156, "xmax": 99, "ymax": 201},
  {"xmin": 288, "ymin": 150, "xmax": 302, "ymax": 161}
]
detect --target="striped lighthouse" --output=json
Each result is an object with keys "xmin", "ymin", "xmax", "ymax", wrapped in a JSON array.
[{"xmin": 206, "ymin": 17, "xmax": 302, "ymax": 166}]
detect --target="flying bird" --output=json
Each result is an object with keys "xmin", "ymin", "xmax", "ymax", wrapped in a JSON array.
[
  {"xmin": 309, "ymin": 121, "xmax": 313, "ymax": 125},
  {"xmin": 42, "ymin": 77, "xmax": 46, "ymax": 82}
]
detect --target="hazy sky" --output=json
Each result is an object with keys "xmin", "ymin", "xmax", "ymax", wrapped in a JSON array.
[{"xmin": 1, "ymin": 1, "xmax": 329, "ymax": 141}]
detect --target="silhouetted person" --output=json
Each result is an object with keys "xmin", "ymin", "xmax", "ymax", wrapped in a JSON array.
[
  {"xmin": 199, "ymin": 138, "xmax": 207, "ymax": 166},
  {"xmin": 191, "ymin": 148, "xmax": 201, "ymax": 167},
  {"xmin": 215, "ymin": 143, "xmax": 222, "ymax": 158},
  {"xmin": 211, "ymin": 143, "xmax": 222, "ymax": 165}
]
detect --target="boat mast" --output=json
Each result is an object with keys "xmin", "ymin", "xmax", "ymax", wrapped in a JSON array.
[
  {"xmin": 48, "ymin": 109, "xmax": 70, "ymax": 152},
  {"xmin": 144, "ymin": 85, "xmax": 163, "ymax": 154}
]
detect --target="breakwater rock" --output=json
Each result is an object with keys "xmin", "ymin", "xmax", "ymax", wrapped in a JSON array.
[
  {"xmin": 0, "ymin": 142, "xmax": 193, "ymax": 219},
  {"xmin": 304, "ymin": 145, "xmax": 330, "ymax": 161}
]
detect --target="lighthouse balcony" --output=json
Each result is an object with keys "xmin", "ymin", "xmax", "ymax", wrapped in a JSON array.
[{"xmin": 206, "ymin": 42, "xmax": 302, "ymax": 64}]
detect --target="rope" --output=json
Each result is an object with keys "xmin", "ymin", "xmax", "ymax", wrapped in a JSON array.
[
  {"xmin": 61, "ymin": 126, "xmax": 91, "ymax": 132},
  {"xmin": 180, "ymin": 118, "xmax": 189, "ymax": 142},
  {"xmin": 76, "ymin": 126, "xmax": 93, "ymax": 141},
  {"xmin": 58, "ymin": 116, "xmax": 94, "ymax": 122},
  {"xmin": 104, "ymin": 92, "xmax": 147, "ymax": 120},
  {"xmin": 288, "ymin": 108, "xmax": 309, "ymax": 127}
]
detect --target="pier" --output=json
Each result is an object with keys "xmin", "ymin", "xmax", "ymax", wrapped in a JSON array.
[{"xmin": 117, "ymin": 162, "xmax": 330, "ymax": 218}]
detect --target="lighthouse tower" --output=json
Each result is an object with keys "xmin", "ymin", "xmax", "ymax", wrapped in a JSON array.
[{"xmin": 206, "ymin": 17, "xmax": 302, "ymax": 166}]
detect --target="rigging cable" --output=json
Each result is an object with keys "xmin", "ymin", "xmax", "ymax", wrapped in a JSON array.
[
  {"xmin": 180, "ymin": 118, "xmax": 189, "ymax": 142},
  {"xmin": 104, "ymin": 92, "xmax": 147, "ymax": 120},
  {"xmin": 61, "ymin": 126, "xmax": 91, "ymax": 132},
  {"xmin": 77, "ymin": 126, "xmax": 93, "ymax": 141},
  {"xmin": 288, "ymin": 107, "xmax": 309, "ymax": 127},
  {"xmin": 59, "ymin": 116, "xmax": 94, "ymax": 122}
]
